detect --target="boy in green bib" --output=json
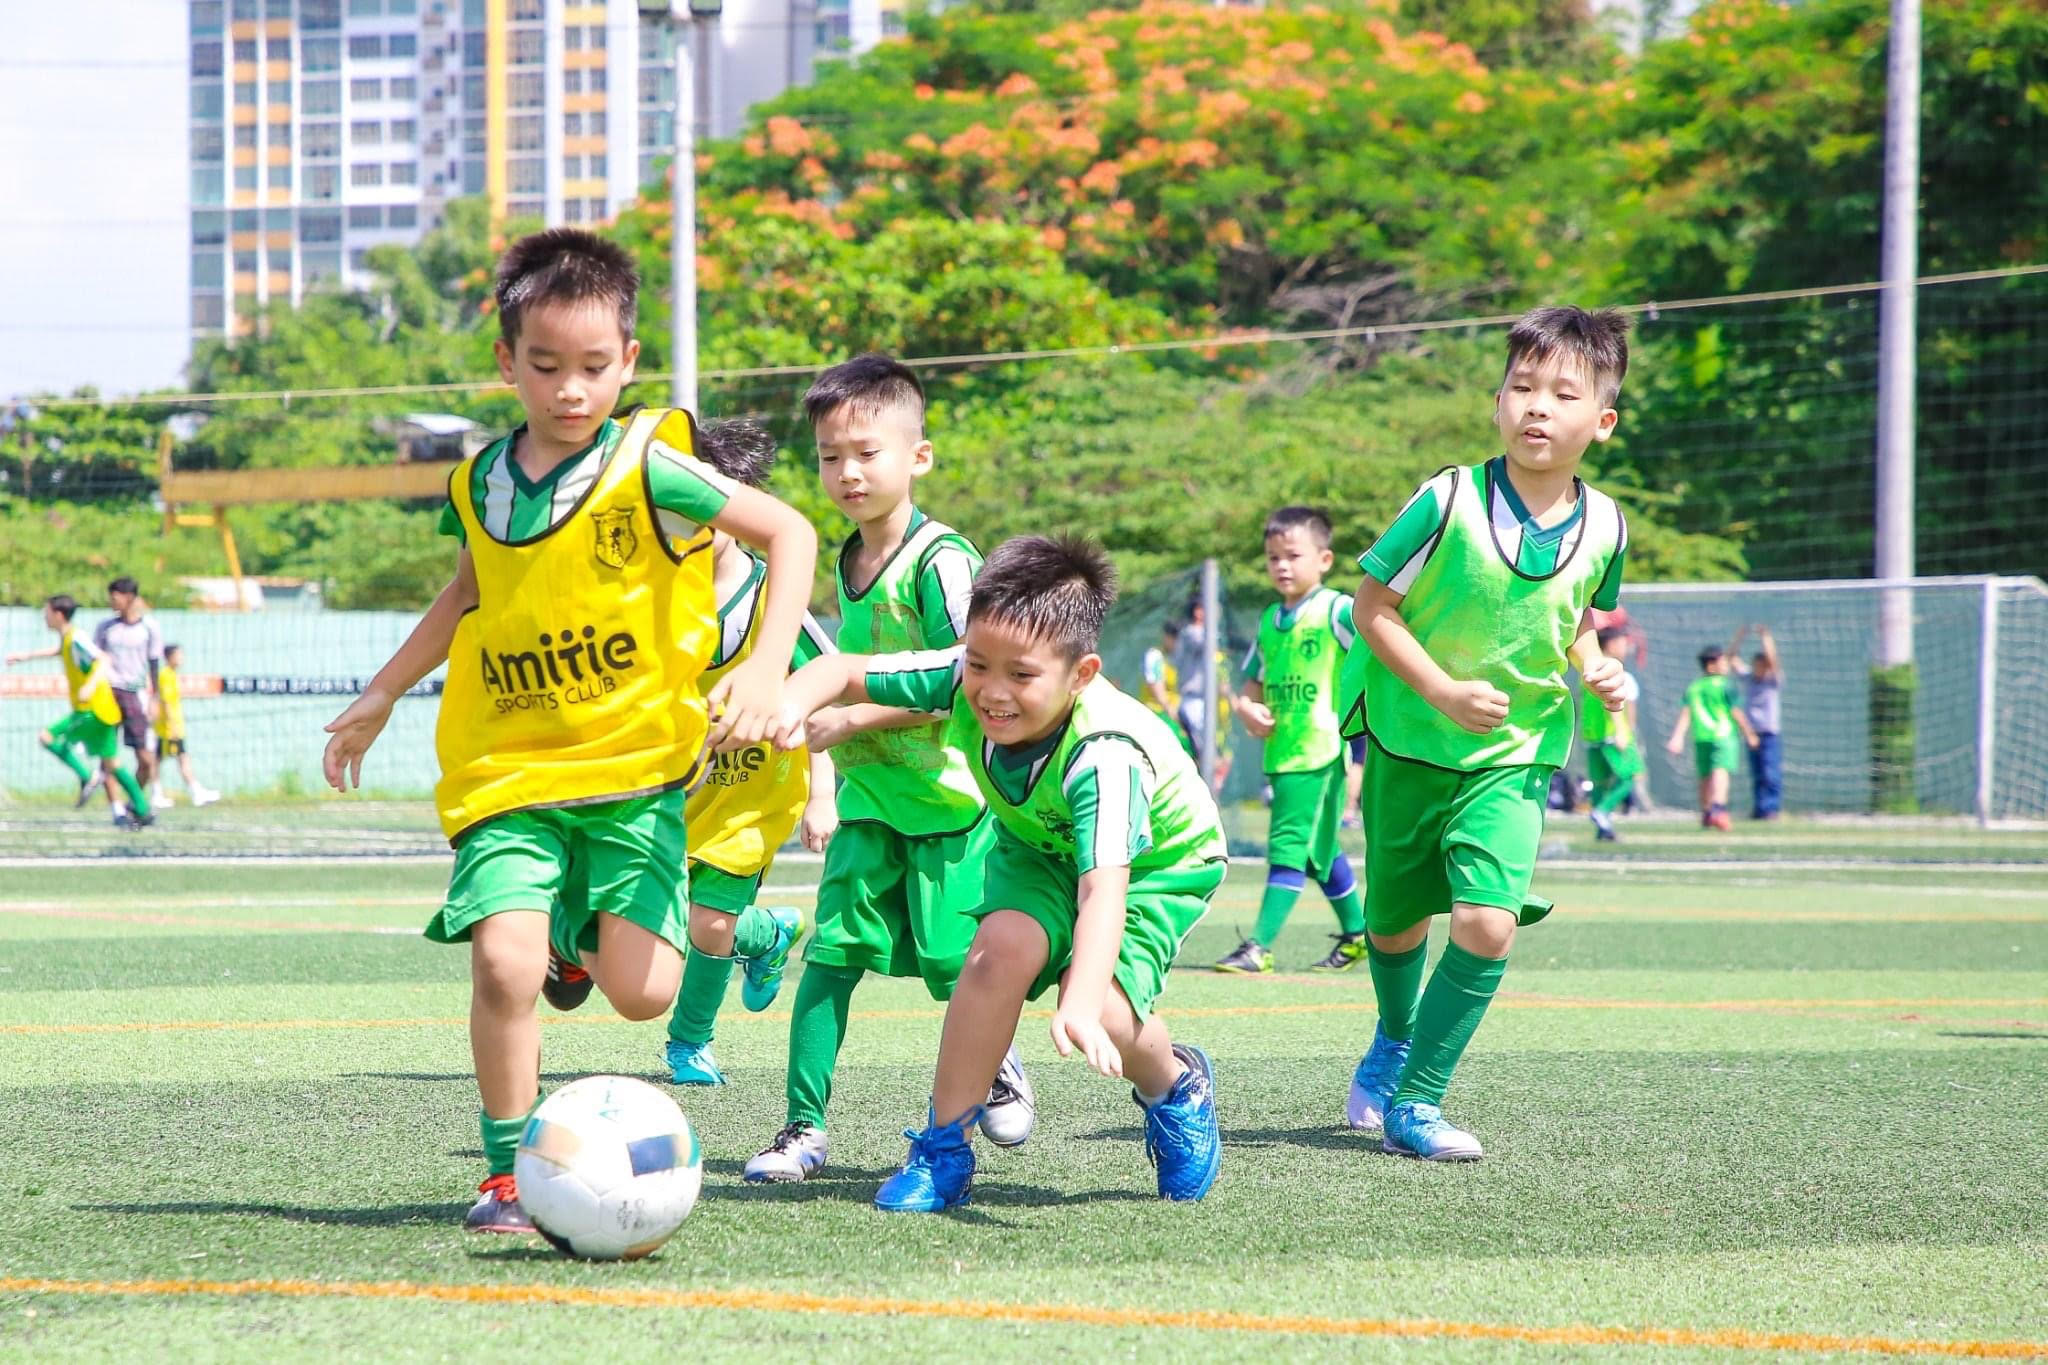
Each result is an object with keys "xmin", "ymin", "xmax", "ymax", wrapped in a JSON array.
[
  {"xmin": 1665, "ymin": 644, "xmax": 1756, "ymax": 831},
  {"xmin": 1215, "ymin": 505, "xmax": 1367, "ymax": 974},
  {"xmin": 1336, "ymin": 306, "xmax": 1632, "ymax": 1161},
  {"xmin": 744, "ymin": 354, "xmax": 1035, "ymax": 1184},
  {"xmin": 1580, "ymin": 625, "xmax": 1642, "ymax": 841},
  {"xmin": 771, "ymin": 535, "xmax": 1226, "ymax": 1211}
]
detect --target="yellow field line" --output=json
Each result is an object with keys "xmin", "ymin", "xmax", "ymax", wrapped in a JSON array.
[
  {"xmin": 0, "ymin": 1275, "xmax": 2040, "ymax": 1357},
  {"xmin": 1, "ymin": 997, "xmax": 2040, "ymax": 1038}
]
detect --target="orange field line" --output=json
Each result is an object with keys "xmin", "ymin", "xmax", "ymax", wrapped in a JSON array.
[
  {"xmin": 0, "ymin": 1276, "xmax": 2042, "ymax": 1358},
  {"xmin": 1, "ymin": 997, "xmax": 2041, "ymax": 1038}
]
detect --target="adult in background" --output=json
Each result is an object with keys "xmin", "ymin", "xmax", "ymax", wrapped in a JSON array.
[
  {"xmin": 96, "ymin": 576, "xmax": 164, "ymax": 796},
  {"xmin": 1730, "ymin": 624, "xmax": 1784, "ymax": 820}
]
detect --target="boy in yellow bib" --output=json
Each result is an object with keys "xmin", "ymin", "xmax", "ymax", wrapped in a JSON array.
[
  {"xmin": 663, "ymin": 419, "xmax": 839, "ymax": 1086},
  {"xmin": 6, "ymin": 593, "xmax": 154, "ymax": 827},
  {"xmin": 322, "ymin": 229, "xmax": 817, "ymax": 1235}
]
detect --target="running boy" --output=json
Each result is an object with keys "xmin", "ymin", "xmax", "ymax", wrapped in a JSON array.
[
  {"xmin": 771, "ymin": 535, "xmax": 1225, "ymax": 1211},
  {"xmin": 662, "ymin": 418, "xmax": 838, "ymax": 1086},
  {"xmin": 744, "ymin": 353, "xmax": 1033, "ymax": 1183},
  {"xmin": 1214, "ymin": 506, "xmax": 1367, "ymax": 974},
  {"xmin": 153, "ymin": 643, "xmax": 222, "ymax": 809},
  {"xmin": 1338, "ymin": 305, "xmax": 1631, "ymax": 1161},
  {"xmin": 321, "ymin": 228, "xmax": 817, "ymax": 1233},
  {"xmin": 1579, "ymin": 626, "xmax": 1641, "ymax": 841},
  {"xmin": 6, "ymin": 594, "xmax": 155, "ymax": 828},
  {"xmin": 1665, "ymin": 644, "xmax": 1756, "ymax": 831}
]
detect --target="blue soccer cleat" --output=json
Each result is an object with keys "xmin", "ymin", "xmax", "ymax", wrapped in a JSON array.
[
  {"xmin": 740, "ymin": 906, "xmax": 805, "ymax": 1013},
  {"xmin": 1139, "ymin": 1044, "xmax": 1222, "ymax": 1202},
  {"xmin": 1382, "ymin": 1100, "xmax": 1485, "ymax": 1162},
  {"xmin": 873, "ymin": 1107, "xmax": 980, "ymax": 1213},
  {"xmin": 1345, "ymin": 1024, "xmax": 1411, "ymax": 1132},
  {"xmin": 664, "ymin": 1038, "xmax": 727, "ymax": 1086}
]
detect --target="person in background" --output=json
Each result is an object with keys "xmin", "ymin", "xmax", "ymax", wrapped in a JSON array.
[
  {"xmin": 96, "ymin": 577, "xmax": 165, "ymax": 798},
  {"xmin": 1666, "ymin": 644, "xmax": 1756, "ymax": 831},
  {"xmin": 153, "ymin": 643, "xmax": 221, "ymax": 809},
  {"xmin": 1730, "ymin": 624, "xmax": 1784, "ymax": 820},
  {"xmin": 1141, "ymin": 619, "xmax": 1185, "ymax": 749}
]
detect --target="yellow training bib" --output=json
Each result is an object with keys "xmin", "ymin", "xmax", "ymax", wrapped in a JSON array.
[
  {"xmin": 434, "ymin": 408, "xmax": 718, "ymax": 843},
  {"xmin": 684, "ymin": 555, "xmax": 809, "ymax": 878},
  {"xmin": 158, "ymin": 666, "xmax": 187, "ymax": 740},
  {"xmin": 61, "ymin": 628, "xmax": 121, "ymax": 726}
]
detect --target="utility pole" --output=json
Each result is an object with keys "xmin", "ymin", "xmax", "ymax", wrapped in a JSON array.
[
  {"xmin": 643, "ymin": 1, "xmax": 720, "ymax": 414},
  {"xmin": 1875, "ymin": 0, "xmax": 1920, "ymax": 666}
]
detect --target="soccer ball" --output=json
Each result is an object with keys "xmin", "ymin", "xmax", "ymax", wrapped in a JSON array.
[{"xmin": 515, "ymin": 1075, "xmax": 703, "ymax": 1260}]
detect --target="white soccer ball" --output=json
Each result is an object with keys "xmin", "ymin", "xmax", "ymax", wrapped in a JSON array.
[{"xmin": 515, "ymin": 1075, "xmax": 703, "ymax": 1260}]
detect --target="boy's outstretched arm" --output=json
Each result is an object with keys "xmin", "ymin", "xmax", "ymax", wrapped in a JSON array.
[
  {"xmin": 1570, "ymin": 608, "xmax": 1626, "ymax": 711},
  {"xmin": 1759, "ymin": 626, "xmax": 1782, "ymax": 679},
  {"xmin": 769, "ymin": 653, "xmax": 875, "ymax": 750},
  {"xmin": 1665, "ymin": 706, "xmax": 1691, "ymax": 755},
  {"xmin": 800, "ymin": 748, "xmax": 838, "ymax": 852},
  {"xmin": 802, "ymin": 701, "xmax": 934, "ymax": 751},
  {"xmin": 1050, "ymin": 864, "xmax": 1132, "ymax": 1078},
  {"xmin": 323, "ymin": 549, "xmax": 477, "ymax": 790},
  {"xmin": 1354, "ymin": 576, "xmax": 1507, "ymax": 735},
  {"xmin": 705, "ymin": 486, "xmax": 817, "ymax": 751},
  {"xmin": 3, "ymin": 643, "xmax": 59, "ymax": 665}
]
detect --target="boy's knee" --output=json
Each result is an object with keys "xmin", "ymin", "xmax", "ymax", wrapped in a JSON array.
[
  {"xmin": 472, "ymin": 941, "xmax": 546, "ymax": 1009},
  {"xmin": 1447, "ymin": 902, "xmax": 1516, "ymax": 958},
  {"xmin": 603, "ymin": 984, "xmax": 673, "ymax": 1022},
  {"xmin": 965, "ymin": 911, "xmax": 1050, "ymax": 979}
]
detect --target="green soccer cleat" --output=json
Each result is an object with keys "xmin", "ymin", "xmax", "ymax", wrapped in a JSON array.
[
  {"xmin": 740, "ymin": 905, "xmax": 805, "ymax": 1013},
  {"xmin": 1309, "ymin": 933, "xmax": 1367, "ymax": 972},
  {"xmin": 1213, "ymin": 939, "xmax": 1272, "ymax": 974}
]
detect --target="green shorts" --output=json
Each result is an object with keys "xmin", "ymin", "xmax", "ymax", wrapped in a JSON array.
[
  {"xmin": 687, "ymin": 862, "xmax": 763, "ymax": 914},
  {"xmin": 1586, "ymin": 742, "xmax": 1644, "ymax": 788},
  {"xmin": 803, "ymin": 815, "xmax": 994, "ymax": 1000},
  {"xmin": 1362, "ymin": 743, "xmax": 1554, "ymax": 935},
  {"xmin": 428, "ymin": 790, "xmax": 691, "ymax": 967},
  {"xmin": 979, "ymin": 827, "xmax": 1221, "ymax": 1022},
  {"xmin": 1266, "ymin": 759, "xmax": 1346, "ymax": 880},
  {"xmin": 48, "ymin": 709, "xmax": 119, "ymax": 762},
  {"xmin": 1695, "ymin": 735, "xmax": 1741, "ymax": 778}
]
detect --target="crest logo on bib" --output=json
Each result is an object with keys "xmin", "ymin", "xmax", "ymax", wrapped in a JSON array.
[
  {"xmin": 1300, "ymin": 634, "xmax": 1323, "ymax": 660},
  {"xmin": 592, "ymin": 508, "xmax": 638, "ymax": 568}
]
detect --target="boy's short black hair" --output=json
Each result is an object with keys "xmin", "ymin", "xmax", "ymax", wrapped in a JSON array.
[
  {"xmin": 165, "ymin": 642, "xmax": 184, "ymax": 658},
  {"xmin": 494, "ymin": 228, "xmax": 638, "ymax": 349},
  {"xmin": 1264, "ymin": 505, "xmax": 1333, "ymax": 547},
  {"xmin": 1504, "ymin": 305, "xmax": 1631, "ymax": 406},
  {"xmin": 694, "ymin": 417, "xmax": 778, "ymax": 489},
  {"xmin": 1596, "ymin": 625, "xmax": 1630, "ymax": 647},
  {"xmin": 1698, "ymin": 644, "xmax": 1725, "ymax": 668},
  {"xmin": 967, "ymin": 534, "xmax": 1118, "ymax": 661},
  {"xmin": 1160, "ymin": 619, "xmax": 1182, "ymax": 640},
  {"xmin": 46, "ymin": 594, "xmax": 77, "ymax": 620},
  {"xmin": 803, "ymin": 353, "xmax": 926, "ymax": 435},
  {"xmin": 108, "ymin": 576, "xmax": 139, "ymax": 596}
]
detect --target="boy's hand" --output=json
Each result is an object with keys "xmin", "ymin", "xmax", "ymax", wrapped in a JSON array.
[
  {"xmin": 76, "ymin": 683, "xmax": 97, "ymax": 706},
  {"xmin": 1580, "ymin": 655, "xmax": 1627, "ymax": 711},
  {"xmin": 800, "ymin": 792, "xmax": 838, "ymax": 853},
  {"xmin": 800, "ymin": 706, "xmax": 859, "ymax": 752},
  {"xmin": 323, "ymin": 688, "xmax": 395, "ymax": 791},
  {"xmin": 1050, "ymin": 1006, "xmax": 1123, "ymax": 1079},
  {"xmin": 1236, "ymin": 698, "xmax": 1276, "ymax": 739},
  {"xmin": 707, "ymin": 656, "xmax": 784, "ymax": 752},
  {"xmin": 1665, "ymin": 734, "xmax": 1685, "ymax": 756},
  {"xmin": 1432, "ymin": 679, "xmax": 1511, "ymax": 734}
]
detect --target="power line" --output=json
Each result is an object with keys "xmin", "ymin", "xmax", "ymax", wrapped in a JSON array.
[{"xmin": 31, "ymin": 262, "xmax": 2048, "ymax": 411}]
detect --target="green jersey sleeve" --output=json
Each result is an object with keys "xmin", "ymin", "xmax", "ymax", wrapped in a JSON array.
[
  {"xmin": 1240, "ymin": 627, "xmax": 1265, "ymax": 684},
  {"xmin": 791, "ymin": 611, "xmax": 834, "ymax": 671},
  {"xmin": 1359, "ymin": 471, "xmax": 1455, "ymax": 593},
  {"xmin": 1062, "ymin": 736, "xmax": 1154, "ymax": 874},
  {"xmin": 863, "ymin": 647, "xmax": 965, "ymax": 714},
  {"xmin": 438, "ymin": 499, "xmax": 464, "ymax": 543},
  {"xmin": 646, "ymin": 442, "xmax": 737, "ymax": 546},
  {"xmin": 1591, "ymin": 511, "xmax": 1628, "ymax": 611},
  {"xmin": 1330, "ymin": 591, "xmax": 1357, "ymax": 651},
  {"xmin": 1142, "ymin": 647, "xmax": 1167, "ymax": 686},
  {"xmin": 914, "ymin": 539, "xmax": 983, "ymax": 648}
]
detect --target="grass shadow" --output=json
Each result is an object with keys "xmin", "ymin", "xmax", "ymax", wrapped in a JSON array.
[
  {"xmin": 1935, "ymin": 1031, "xmax": 2046, "ymax": 1040},
  {"xmin": 1217, "ymin": 1124, "xmax": 1382, "ymax": 1154},
  {"xmin": 77, "ymin": 1200, "xmax": 463, "ymax": 1228}
]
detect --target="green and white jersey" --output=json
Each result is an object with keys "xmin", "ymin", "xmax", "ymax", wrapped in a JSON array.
[
  {"xmin": 1683, "ymin": 674, "xmax": 1743, "ymax": 741},
  {"xmin": 1340, "ymin": 459, "xmax": 1626, "ymax": 771},
  {"xmin": 865, "ymin": 653, "xmax": 1227, "ymax": 878},
  {"xmin": 831, "ymin": 509, "xmax": 986, "ymax": 837},
  {"xmin": 1579, "ymin": 669, "xmax": 1639, "ymax": 748},
  {"xmin": 437, "ymin": 415, "xmax": 735, "ymax": 550},
  {"xmin": 1242, "ymin": 585, "xmax": 1356, "ymax": 774},
  {"xmin": 707, "ymin": 552, "xmax": 835, "ymax": 674}
]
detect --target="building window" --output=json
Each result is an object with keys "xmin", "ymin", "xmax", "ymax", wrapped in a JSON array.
[
  {"xmin": 507, "ymin": 72, "xmax": 543, "ymax": 107},
  {"xmin": 301, "ymin": 37, "xmax": 340, "ymax": 71},
  {"xmin": 351, "ymin": 78, "xmax": 382, "ymax": 101},
  {"xmin": 303, "ymin": 209, "xmax": 343, "ymax": 241},
  {"xmin": 508, "ymin": 158, "xmax": 544, "ymax": 194},
  {"xmin": 348, "ymin": 35, "xmax": 382, "ymax": 59},
  {"xmin": 348, "ymin": 0, "xmax": 381, "ymax": 11},
  {"xmin": 233, "ymin": 209, "xmax": 260, "ymax": 230},
  {"xmin": 510, "ymin": 0, "xmax": 541, "ymax": 18},
  {"xmin": 389, "ymin": 118, "xmax": 415, "ymax": 143},
  {"xmin": 304, "ymin": 122, "xmax": 340, "ymax": 157},
  {"xmin": 563, "ymin": 69, "xmax": 582, "ymax": 94},
  {"xmin": 191, "ymin": 1, "xmax": 225, "ymax": 33},
  {"xmin": 267, "ymin": 37, "xmax": 291, "ymax": 60},
  {"xmin": 233, "ymin": 0, "xmax": 257, "ymax": 16},
  {"xmin": 193, "ymin": 82, "xmax": 225, "ymax": 119},
  {"xmin": 265, "ymin": 0, "xmax": 292, "ymax": 17},
  {"xmin": 587, "ymin": 24, "xmax": 606, "ymax": 50},
  {"xmin": 192, "ymin": 167, "xmax": 226, "ymax": 205},
  {"xmin": 508, "ymin": 114, "xmax": 542, "ymax": 151},
  {"xmin": 192, "ymin": 210, "xmax": 227, "ymax": 244},
  {"xmin": 234, "ymin": 165, "xmax": 258, "ymax": 190},
  {"xmin": 305, "ymin": 164, "xmax": 339, "ymax": 199},
  {"xmin": 390, "ymin": 161, "xmax": 417, "ymax": 184},
  {"xmin": 563, "ymin": 26, "xmax": 582, "ymax": 52},
  {"xmin": 304, "ymin": 80, "xmax": 340, "ymax": 114},
  {"xmin": 352, "ymin": 120, "xmax": 382, "ymax": 145},
  {"xmin": 267, "ymin": 207, "xmax": 293, "ymax": 230},
  {"xmin": 234, "ymin": 37, "xmax": 258, "ymax": 62},
  {"xmin": 193, "ymin": 294, "xmax": 227, "ymax": 328},
  {"xmin": 234, "ymin": 124, "xmax": 258, "ymax": 148},
  {"xmin": 389, "ymin": 33, "xmax": 417, "ymax": 57},
  {"xmin": 563, "ymin": 112, "xmax": 582, "ymax": 136},
  {"xmin": 270, "ymin": 122, "xmax": 291, "ymax": 148},
  {"xmin": 508, "ymin": 30, "xmax": 542, "ymax": 65},
  {"xmin": 462, "ymin": 32, "xmax": 485, "ymax": 68},
  {"xmin": 352, "ymin": 162, "xmax": 384, "ymax": 186},
  {"xmin": 587, "ymin": 66, "xmax": 605, "ymax": 93},
  {"xmin": 349, "ymin": 248, "xmax": 371, "ymax": 270},
  {"xmin": 587, "ymin": 110, "xmax": 606, "ymax": 137},
  {"xmin": 639, "ymin": 68, "xmax": 668, "ymax": 103},
  {"xmin": 349, "ymin": 205, "xmax": 382, "ymax": 229},
  {"xmin": 389, "ymin": 203, "xmax": 417, "ymax": 227},
  {"xmin": 562, "ymin": 154, "xmax": 580, "ymax": 179},
  {"xmin": 587, "ymin": 197, "xmax": 608, "ymax": 220},
  {"xmin": 268, "ymin": 164, "xmax": 292, "ymax": 188},
  {"xmin": 267, "ymin": 80, "xmax": 292, "ymax": 105},
  {"xmin": 507, "ymin": 198, "xmax": 543, "ymax": 219},
  {"xmin": 193, "ymin": 42, "xmax": 224, "ymax": 77},
  {"xmin": 389, "ymin": 0, "xmax": 417, "ymax": 13},
  {"xmin": 233, "ymin": 248, "xmax": 259, "ymax": 274},
  {"xmin": 388, "ymin": 76, "xmax": 416, "ymax": 100},
  {"xmin": 461, "ymin": 161, "xmax": 484, "ymax": 193},
  {"xmin": 564, "ymin": 200, "xmax": 584, "ymax": 223},
  {"xmin": 193, "ymin": 126, "xmax": 226, "ymax": 162},
  {"xmin": 235, "ymin": 80, "xmax": 258, "ymax": 105},
  {"xmin": 301, "ymin": 0, "xmax": 340, "ymax": 28},
  {"xmin": 304, "ymin": 249, "xmax": 343, "ymax": 284}
]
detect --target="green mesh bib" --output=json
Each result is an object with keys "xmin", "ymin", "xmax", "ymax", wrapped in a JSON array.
[{"xmin": 1255, "ymin": 586, "xmax": 1349, "ymax": 773}]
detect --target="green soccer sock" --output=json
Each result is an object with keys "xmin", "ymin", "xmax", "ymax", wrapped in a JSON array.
[
  {"xmin": 43, "ymin": 740, "xmax": 91, "ymax": 784},
  {"xmin": 731, "ymin": 905, "xmax": 778, "ymax": 959},
  {"xmin": 668, "ymin": 944, "xmax": 736, "ymax": 1045},
  {"xmin": 1367, "ymin": 939, "xmax": 1429, "ymax": 1040},
  {"xmin": 1320, "ymin": 856, "xmax": 1366, "ymax": 936},
  {"xmin": 1391, "ymin": 941, "xmax": 1508, "ymax": 1109},
  {"xmin": 786, "ymin": 962, "xmax": 861, "ymax": 1127},
  {"xmin": 111, "ymin": 766, "xmax": 149, "ymax": 817},
  {"xmin": 481, "ymin": 1108, "xmax": 530, "ymax": 1178},
  {"xmin": 1251, "ymin": 871, "xmax": 1305, "ymax": 946}
]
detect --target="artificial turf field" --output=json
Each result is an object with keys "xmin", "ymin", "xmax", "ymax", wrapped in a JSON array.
[{"xmin": 1, "ymin": 805, "xmax": 2044, "ymax": 1361}]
